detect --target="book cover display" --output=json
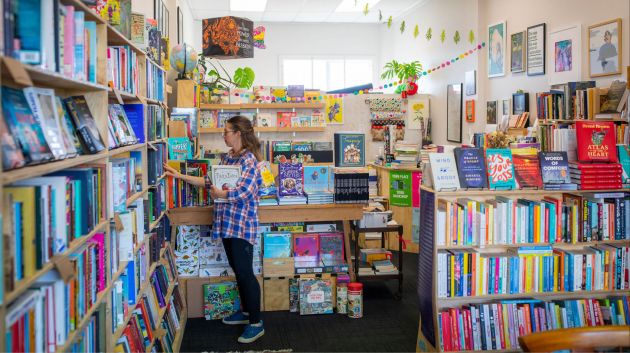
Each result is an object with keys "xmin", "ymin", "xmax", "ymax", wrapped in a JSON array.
[
  {"xmin": 23, "ymin": 87, "xmax": 67, "ymax": 159},
  {"xmin": 64, "ymin": 95, "xmax": 105, "ymax": 153},
  {"xmin": 202, "ymin": 16, "xmax": 254, "ymax": 59},
  {"xmin": 539, "ymin": 151, "xmax": 571, "ymax": 184},
  {"xmin": 428, "ymin": 153, "xmax": 461, "ymax": 191},
  {"xmin": 485, "ymin": 148, "xmax": 516, "ymax": 190},
  {"xmin": 298, "ymin": 279, "xmax": 333, "ymax": 315},
  {"xmin": 277, "ymin": 112, "xmax": 295, "ymax": 128},
  {"xmin": 453, "ymin": 148, "xmax": 486, "ymax": 189},
  {"xmin": 303, "ymin": 166, "xmax": 331, "ymax": 192},
  {"xmin": 293, "ymin": 233, "xmax": 319, "ymax": 262},
  {"xmin": 511, "ymin": 147, "xmax": 543, "ymax": 188},
  {"xmin": 278, "ymin": 163, "xmax": 304, "ymax": 196},
  {"xmin": 334, "ymin": 132, "xmax": 365, "ymax": 167},
  {"xmin": 263, "ymin": 232, "xmax": 292, "ymax": 258},
  {"xmin": 203, "ymin": 282, "xmax": 241, "ymax": 320},
  {"xmin": 575, "ymin": 121, "xmax": 618, "ymax": 162},
  {"xmin": 167, "ymin": 137, "xmax": 192, "ymax": 160},
  {"xmin": 618, "ymin": 145, "xmax": 630, "ymax": 184}
]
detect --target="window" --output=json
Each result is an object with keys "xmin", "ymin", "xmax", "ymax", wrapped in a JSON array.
[{"xmin": 281, "ymin": 57, "xmax": 374, "ymax": 91}]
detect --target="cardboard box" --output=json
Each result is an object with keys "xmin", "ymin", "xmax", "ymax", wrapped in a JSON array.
[
  {"xmin": 263, "ymin": 277, "xmax": 289, "ymax": 311},
  {"xmin": 263, "ymin": 257, "xmax": 294, "ymax": 277}
]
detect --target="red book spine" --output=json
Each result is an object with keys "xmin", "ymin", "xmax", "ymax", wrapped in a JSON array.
[
  {"xmin": 579, "ymin": 183, "xmax": 622, "ymax": 190},
  {"xmin": 462, "ymin": 308, "xmax": 471, "ymax": 350},
  {"xmin": 441, "ymin": 312, "xmax": 452, "ymax": 352},
  {"xmin": 496, "ymin": 304, "xmax": 506, "ymax": 348}
]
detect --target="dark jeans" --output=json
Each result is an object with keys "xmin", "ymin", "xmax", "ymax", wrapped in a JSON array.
[{"xmin": 222, "ymin": 237, "xmax": 262, "ymax": 324}]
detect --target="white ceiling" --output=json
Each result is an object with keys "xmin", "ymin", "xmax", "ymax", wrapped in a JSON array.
[{"xmin": 186, "ymin": 0, "xmax": 429, "ymax": 23}]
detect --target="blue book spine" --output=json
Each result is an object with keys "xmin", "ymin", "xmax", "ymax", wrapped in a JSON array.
[
  {"xmin": 73, "ymin": 11, "xmax": 85, "ymax": 79},
  {"xmin": 126, "ymin": 260, "xmax": 136, "ymax": 305},
  {"xmin": 16, "ymin": 0, "xmax": 42, "ymax": 64},
  {"xmin": 85, "ymin": 21, "xmax": 97, "ymax": 83},
  {"xmin": 13, "ymin": 202, "xmax": 23, "ymax": 281},
  {"xmin": 123, "ymin": 104, "xmax": 146, "ymax": 143}
]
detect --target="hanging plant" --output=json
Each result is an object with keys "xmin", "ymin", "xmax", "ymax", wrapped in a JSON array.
[
  {"xmin": 400, "ymin": 21, "xmax": 406, "ymax": 34},
  {"xmin": 387, "ymin": 16, "xmax": 393, "ymax": 28},
  {"xmin": 440, "ymin": 30, "xmax": 446, "ymax": 43},
  {"xmin": 468, "ymin": 30, "xmax": 475, "ymax": 44},
  {"xmin": 414, "ymin": 25, "xmax": 419, "ymax": 38},
  {"xmin": 454, "ymin": 30, "xmax": 460, "ymax": 44},
  {"xmin": 425, "ymin": 27, "xmax": 432, "ymax": 41},
  {"xmin": 381, "ymin": 60, "xmax": 423, "ymax": 95}
]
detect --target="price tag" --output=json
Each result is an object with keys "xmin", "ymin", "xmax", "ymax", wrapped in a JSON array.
[{"xmin": 3, "ymin": 57, "xmax": 34, "ymax": 86}]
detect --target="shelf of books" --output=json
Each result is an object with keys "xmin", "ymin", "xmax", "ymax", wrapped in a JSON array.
[{"xmin": 1, "ymin": 1, "xmax": 180, "ymax": 351}]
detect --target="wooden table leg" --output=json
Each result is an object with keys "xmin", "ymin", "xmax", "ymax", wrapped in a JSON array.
[{"xmin": 343, "ymin": 220, "xmax": 356, "ymax": 282}]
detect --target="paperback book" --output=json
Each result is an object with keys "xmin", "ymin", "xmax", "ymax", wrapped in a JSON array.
[
  {"xmin": 167, "ymin": 137, "xmax": 192, "ymax": 160},
  {"xmin": 453, "ymin": 147, "xmax": 486, "ymax": 189},
  {"xmin": 485, "ymin": 148, "xmax": 516, "ymax": 190},
  {"xmin": 263, "ymin": 232, "xmax": 292, "ymax": 258},
  {"xmin": 539, "ymin": 151, "xmax": 571, "ymax": 184},
  {"xmin": 298, "ymin": 279, "xmax": 333, "ymax": 315},
  {"xmin": 64, "ymin": 96, "xmax": 105, "ymax": 153},
  {"xmin": 511, "ymin": 147, "xmax": 543, "ymax": 188},
  {"xmin": 428, "ymin": 153, "xmax": 461, "ymax": 191}
]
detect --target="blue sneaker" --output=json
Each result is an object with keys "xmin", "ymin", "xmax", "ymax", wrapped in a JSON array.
[
  {"xmin": 222, "ymin": 311, "xmax": 249, "ymax": 325},
  {"xmin": 238, "ymin": 321, "xmax": 265, "ymax": 343}
]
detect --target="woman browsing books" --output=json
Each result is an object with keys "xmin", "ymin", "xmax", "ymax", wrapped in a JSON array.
[{"xmin": 163, "ymin": 116, "xmax": 264, "ymax": 344}]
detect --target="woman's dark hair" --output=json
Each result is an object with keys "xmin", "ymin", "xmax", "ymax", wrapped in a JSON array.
[{"xmin": 227, "ymin": 115, "xmax": 263, "ymax": 161}]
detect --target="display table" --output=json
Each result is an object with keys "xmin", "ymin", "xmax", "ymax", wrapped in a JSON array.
[{"xmin": 167, "ymin": 203, "xmax": 365, "ymax": 281}]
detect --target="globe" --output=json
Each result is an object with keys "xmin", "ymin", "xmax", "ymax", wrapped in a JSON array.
[{"xmin": 170, "ymin": 44, "xmax": 198, "ymax": 77}]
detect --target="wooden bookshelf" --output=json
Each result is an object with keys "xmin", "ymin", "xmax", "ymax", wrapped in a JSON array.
[
  {"xmin": 110, "ymin": 142, "xmax": 147, "ymax": 155},
  {"xmin": 420, "ymin": 185, "xmax": 629, "ymax": 197},
  {"xmin": 437, "ymin": 239, "xmax": 630, "ymax": 251},
  {"xmin": 538, "ymin": 119, "xmax": 628, "ymax": 124},
  {"xmin": 2, "ymin": 151, "xmax": 109, "ymax": 185},
  {"xmin": 199, "ymin": 126, "xmax": 327, "ymax": 133},
  {"xmin": 126, "ymin": 187, "xmax": 151, "ymax": 207},
  {"xmin": 199, "ymin": 102, "xmax": 325, "ymax": 110}
]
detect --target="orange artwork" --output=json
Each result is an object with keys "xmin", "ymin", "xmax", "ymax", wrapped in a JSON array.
[
  {"xmin": 203, "ymin": 17, "xmax": 239, "ymax": 56},
  {"xmin": 465, "ymin": 99, "xmax": 475, "ymax": 122}
]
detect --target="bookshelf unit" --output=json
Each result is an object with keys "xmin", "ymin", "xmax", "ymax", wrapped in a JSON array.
[
  {"xmin": 0, "ymin": 1, "xmax": 183, "ymax": 351},
  {"xmin": 416, "ymin": 186, "xmax": 630, "ymax": 352}
]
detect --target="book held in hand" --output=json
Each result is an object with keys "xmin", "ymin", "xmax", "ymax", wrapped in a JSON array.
[{"xmin": 211, "ymin": 165, "xmax": 242, "ymax": 202}]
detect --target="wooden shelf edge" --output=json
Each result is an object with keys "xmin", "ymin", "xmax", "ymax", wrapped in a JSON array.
[
  {"xmin": 110, "ymin": 143, "xmax": 147, "ymax": 155},
  {"xmin": 150, "ymin": 211, "xmax": 166, "ymax": 230},
  {"xmin": 126, "ymin": 187, "xmax": 150, "ymax": 207},
  {"xmin": 199, "ymin": 103, "xmax": 325, "ymax": 110},
  {"xmin": 4, "ymin": 220, "xmax": 109, "ymax": 304},
  {"xmin": 437, "ymin": 289, "xmax": 630, "ymax": 306},
  {"xmin": 3, "ymin": 151, "xmax": 109, "ymax": 185},
  {"xmin": 437, "ymin": 239, "xmax": 630, "ymax": 250},
  {"xmin": 172, "ymin": 309, "xmax": 188, "ymax": 353}
]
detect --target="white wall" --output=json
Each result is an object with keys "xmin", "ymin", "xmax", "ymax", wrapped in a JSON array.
[
  {"xmin": 379, "ymin": 0, "xmax": 480, "ymax": 145},
  {"xmin": 191, "ymin": 21, "xmax": 382, "ymax": 86},
  {"xmin": 480, "ymin": 0, "xmax": 630, "ymax": 127}
]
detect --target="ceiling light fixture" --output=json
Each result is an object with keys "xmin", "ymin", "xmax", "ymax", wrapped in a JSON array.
[
  {"xmin": 334, "ymin": 0, "xmax": 381, "ymax": 12},
  {"xmin": 230, "ymin": 0, "xmax": 268, "ymax": 12}
]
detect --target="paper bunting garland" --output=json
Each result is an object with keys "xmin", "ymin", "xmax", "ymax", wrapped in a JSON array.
[
  {"xmin": 387, "ymin": 16, "xmax": 393, "ymax": 28},
  {"xmin": 440, "ymin": 30, "xmax": 446, "ymax": 43},
  {"xmin": 400, "ymin": 21, "xmax": 406, "ymax": 34},
  {"xmin": 379, "ymin": 10, "xmax": 383, "ymax": 21},
  {"xmin": 253, "ymin": 26, "xmax": 265, "ymax": 49},
  {"xmin": 218, "ymin": 42, "xmax": 486, "ymax": 101},
  {"xmin": 454, "ymin": 31, "xmax": 460, "ymax": 44}
]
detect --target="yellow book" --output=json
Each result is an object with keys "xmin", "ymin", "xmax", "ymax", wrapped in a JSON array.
[
  {"xmin": 463, "ymin": 251, "xmax": 469, "ymax": 294},
  {"xmin": 555, "ymin": 305, "xmax": 562, "ymax": 328},
  {"xmin": 571, "ymin": 204, "xmax": 579, "ymax": 243},
  {"xmin": 130, "ymin": 209, "xmax": 138, "ymax": 245},
  {"xmin": 450, "ymin": 254, "xmax": 455, "ymax": 297},
  {"xmin": 487, "ymin": 203, "xmax": 494, "ymax": 245},
  {"xmin": 502, "ymin": 303, "xmax": 511, "ymax": 349},
  {"xmin": 617, "ymin": 299, "xmax": 626, "ymax": 324},
  {"xmin": 457, "ymin": 207, "xmax": 464, "ymax": 245},
  {"xmin": 5, "ymin": 187, "xmax": 37, "ymax": 278},
  {"xmin": 533, "ymin": 205, "xmax": 540, "ymax": 243},
  {"xmin": 553, "ymin": 254, "xmax": 559, "ymax": 292},
  {"xmin": 524, "ymin": 255, "xmax": 533, "ymax": 293}
]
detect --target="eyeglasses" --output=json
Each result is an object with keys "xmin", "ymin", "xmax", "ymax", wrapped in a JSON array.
[{"xmin": 222, "ymin": 130, "xmax": 236, "ymax": 136}]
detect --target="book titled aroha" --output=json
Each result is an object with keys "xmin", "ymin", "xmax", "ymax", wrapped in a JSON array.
[
  {"xmin": 485, "ymin": 148, "xmax": 516, "ymax": 190},
  {"xmin": 511, "ymin": 147, "xmax": 543, "ymax": 188},
  {"xmin": 453, "ymin": 147, "xmax": 486, "ymax": 189},
  {"xmin": 167, "ymin": 137, "xmax": 192, "ymax": 160},
  {"xmin": 539, "ymin": 151, "xmax": 571, "ymax": 184},
  {"xmin": 333, "ymin": 132, "xmax": 365, "ymax": 168},
  {"xmin": 428, "ymin": 153, "xmax": 460, "ymax": 191},
  {"xmin": 575, "ymin": 121, "xmax": 618, "ymax": 162}
]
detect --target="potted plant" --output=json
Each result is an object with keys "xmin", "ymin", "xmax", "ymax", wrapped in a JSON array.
[
  {"xmin": 197, "ymin": 54, "xmax": 256, "ymax": 103},
  {"xmin": 380, "ymin": 60, "xmax": 422, "ymax": 96}
]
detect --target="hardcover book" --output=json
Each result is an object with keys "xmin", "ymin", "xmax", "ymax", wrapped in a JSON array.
[
  {"xmin": 217, "ymin": 111, "xmax": 240, "ymax": 128},
  {"xmin": 618, "ymin": 145, "xmax": 630, "ymax": 183},
  {"xmin": 453, "ymin": 147, "xmax": 486, "ymax": 189},
  {"xmin": 511, "ymin": 147, "xmax": 543, "ymax": 188},
  {"xmin": 263, "ymin": 232, "xmax": 292, "ymax": 258},
  {"xmin": 293, "ymin": 233, "xmax": 319, "ymax": 262},
  {"xmin": 203, "ymin": 282, "xmax": 241, "ymax": 320},
  {"xmin": 23, "ymin": 87, "xmax": 67, "ymax": 159},
  {"xmin": 428, "ymin": 153, "xmax": 461, "ymax": 191},
  {"xmin": 211, "ymin": 165, "xmax": 242, "ymax": 202},
  {"xmin": 485, "ymin": 148, "xmax": 516, "ymax": 190},
  {"xmin": 539, "ymin": 152, "xmax": 571, "ymax": 184},
  {"xmin": 109, "ymin": 104, "xmax": 138, "ymax": 145},
  {"xmin": 258, "ymin": 161, "xmax": 278, "ymax": 198},
  {"xmin": 318, "ymin": 232, "xmax": 344, "ymax": 262},
  {"xmin": 278, "ymin": 163, "xmax": 304, "ymax": 197},
  {"xmin": 64, "ymin": 96, "xmax": 105, "ymax": 153},
  {"xmin": 256, "ymin": 112, "xmax": 274, "ymax": 127},
  {"xmin": 299, "ymin": 279, "xmax": 333, "ymax": 315},
  {"xmin": 1, "ymin": 86, "xmax": 54, "ymax": 164},
  {"xmin": 333, "ymin": 132, "xmax": 365, "ymax": 167},
  {"xmin": 303, "ymin": 166, "xmax": 331, "ymax": 192},
  {"xmin": 277, "ymin": 112, "xmax": 296, "ymax": 128},
  {"xmin": 575, "ymin": 121, "xmax": 618, "ymax": 162},
  {"xmin": 167, "ymin": 137, "xmax": 192, "ymax": 160}
]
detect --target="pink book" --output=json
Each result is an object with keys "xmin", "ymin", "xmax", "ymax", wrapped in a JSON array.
[
  {"xmin": 88, "ymin": 233, "xmax": 106, "ymax": 292},
  {"xmin": 412, "ymin": 171, "xmax": 421, "ymax": 207},
  {"xmin": 63, "ymin": 6, "xmax": 75, "ymax": 77},
  {"xmin": 293, "ymin": 233, "xmax": 319, "ymax": 262}
]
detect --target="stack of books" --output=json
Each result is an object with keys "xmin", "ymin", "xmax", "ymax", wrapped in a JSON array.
[
  {"xmin": 393, "ymin": 141, "xmax": 419, "ymax": 167},
  {"xmin": 278, "ymin": 163, "xmax": 307, "ymax": 205},
  {"xmin": 570, "ymin": 162, "xmax": 622, "ymax": 190},
  {"xmin": 572, "ymin": 121, "xmax": 622, "ymax": 190},
  {"xmin": 303, "ymin": 165, "xmax": 334, "ymax": 204},
  {"xmin": 372, "ymin": 259, "xmax": 398, "ymax": 275}
]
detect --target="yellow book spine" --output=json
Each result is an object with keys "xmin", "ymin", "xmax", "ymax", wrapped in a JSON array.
[
  {"xmin": 571, "ymin": 205, "xmax": 579, "ymax": 243},
  {"xmin": 617, "ymin": 299, "xmax": 626, "ymax": 324},
  {"xmin": 553, "ymin": 255, "xmax": 559, "ymax": 292},
  {"xmin": 502, "ymin": 303, "xmax": 511, "ymax": 349},
  {"xmin": 450, "ymin": 254, "xmax": 455, "ymax": 297},
  {"xmin": 525, "ymin": 256, "xmax": 533, "ymax": 293},
  {"xmin": 5, "ymin": 187, "xmax": 37, "ymax": 278},
  {"xmin": 463, "ymin": 251, "xmax": 469, "ymax": 294},
  {"xmin": 555, "ymin": 305, "xmax": 563, "ymax": 328}
]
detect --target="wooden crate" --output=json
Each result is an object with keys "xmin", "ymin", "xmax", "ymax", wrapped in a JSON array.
[
  {"xmin": 263, "ymin": 257, "xmax": 295, "ymax": 277},
  {"xmin": 263, "ymin": 277, "xmax": 290, "ymax": 311}
]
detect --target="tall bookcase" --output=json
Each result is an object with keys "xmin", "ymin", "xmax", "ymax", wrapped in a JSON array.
[
  {"xmin": 416, "ymin": 186, "xmax": 630, "ymax": 352},
  {"xmin": 0, "ymin": 0, "xmax": 185, "ymax": 351}
]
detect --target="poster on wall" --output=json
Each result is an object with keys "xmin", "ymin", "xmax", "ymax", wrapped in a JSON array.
[
  {"xmin": 325, "ymin": 96, "xmax": 343, "ymax": 124},
  {"xmin": 406, "ymin": 98, "xmax": 429, "ymax": 130},
  {"xmin": 527, "ymin": 23, "xmax": 546, "ymax": 76},
  {"xmin": 510, "ymin": 31, "xmax": 526, "ymax": 73},
  {"xmin": 202, "ymin": 16, "xmax": 254, "ymax": 58},
  {"xmin": 588, "ymin": 18, "xmax": 622, "ymax": 77},
  {"xmin": 548, "ymin": 25, "xmax": 581, "ymax": 84},
  {"xmin": 488, "ymin": 21, "xmax": 507, "ymax": 78}
]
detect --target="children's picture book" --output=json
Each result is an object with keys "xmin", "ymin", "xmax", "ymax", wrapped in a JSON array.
[
  {"xmin": 299, "ymin": 279, "xmax": 333, "ymax": 315},
  {"xmin": 0, "ymin": 114, "xmax": 26, "ymax": 170},
  {"xmin": 287, "ymin": 85, "xmax": 305, "ymax": 99},
  {"xmin": 2, "ymin": 86, "xmax": 54, "ymax": 164},
  {"xmin": 203, "ymin": 282, "xmax": 241, "ymax": 320},
  {"xmin": 109, "ymin": 104, "xmax": 138, "ymax": 145},
  {"xmin": 318, "ymin": 232, "xmax": 344, "ymax": 262},
  {"xmin": 271, "ymin": 86, "xmax": 288, "ymax": 102},
  {"xmin": 293, "ymin": 233, "xmax": 319, "ymax": 262},
  {"xmin": 311, "ymin": 110, "xmax": 326, "ymax": 127},
  {"xmin": 303, "ymin": 166, "xmax": 331, "ymax": 192},
  {"xmin": 258, "ymin": 161, "xmax": 277, "ymax": 198},
  {"xmin": 218, "ymin": 111, "xmax": 240, "ymax": 128},
  {"xmin": 289, "ymin": 278, "xmax": 299, "ymax": 312},
  {"xmin": 278, "ymin": 163, "xmax": 304, "ymax": 196},
  {"xmin": 511, "ymin": 147, "xmax": 543, "ymax": 188},
  {"xmin": 485, "ymin": 148, "xmax": 516, "ymax": 190},
  {"xmin": 167, "ymin": 137, "xmax": 192, "ymax": 160},
  {"xmin": 256, "ymin": 112, "xmax": 274, "ymax": 127},
  {"xmin": 23, "ymin": 87, "xmax": 67, "ymax": 159},
  {"xmin": 211, "ymin": 165, "xmax": 242, "ymax": 202},
  {"xmin": 453, "ymin": 147, "xmax": 486, "ymax": 189},
  {"xmin": 428, "ymin": 152, "xmax": 460, "ymax": 191},
  {"xmin": 333, "ymin": 132, "xmax": 365, "ymax": 167},
  {"xmin": 56, "ymin": 97, "xmax": 83, "ymax": 155},
  {"xmin": 539, "ymin": 151, "xmax": 571, "ymax": 184},
  {"xmin": 200, "ymin": 110, "xmax": 218, "ymax": 129},
  {"xmin": 277, "ymin": 112, "xmax": 296, "ymax": 128},
  {"xmin": 575, "ymin": 121, "xmax": 618, "ymax": 162},
  {"xmin": 263, "ymin": 232, "xmax": 292, "ymax": 258}
]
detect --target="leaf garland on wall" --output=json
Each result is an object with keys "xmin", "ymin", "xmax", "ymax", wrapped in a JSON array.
[
  {"xmin": 387, "ymin": 16, "xmax": 393, "ymax": 28},
  {"xmin": 453, "ymin": 30, "xmax": 460, "ymax": 44},
  {"xmin": 413, "ymin": 25, "xmax": 419, "ymax": 38},
  {"xmin": 400, "ymin": 21, "xmax": 406, "ymax": 34},
  {"xmin": 363, "ymin": 3, "xmax": 369, "ymax": 15},
  {"xmin": 426, "ymin": 27, "xmax": 432, "ymax": 40},
  {"xmin": 440, "ymin": 29, "xmax": 446, "ymax": 43},
  {"xmin": 468, "ymin": 30, "xmax": 475, "ymax": 44}
]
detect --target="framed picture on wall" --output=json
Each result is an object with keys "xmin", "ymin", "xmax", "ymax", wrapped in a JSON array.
[
  {"xmin": 447, "ymin": 83, "xmax": 463, "ymax": 143},
  {"xmin": 527, "ymin": 23, "xmax": 546, "ymax": 76},
  {"xmin": 177, "ymin": 7, "xmax": 183, "ymax": 44},
  {"xmin": 465, "ymin": 99, "xmax": 475, "ymax": 123},
  {"xmin": 512, "ymin": 92, "xmax": 529, "ymax": 114},
  {"xmin": 465, "ymin": 70, "xmax": 476, "ymax": 96},
  {"xmin": 488, "ymin": 21, "xmax": 507, "ymax": 78},
  {"xmin": 588, "ymin": 18, "xmax": 622, "ymax": 77},
  {"xmin": 502, "ymin": 99, "xmax": 511, "ymax": 116},
  {"xmin": 548, "ymin": 25, "xmax": 581, "ymax": 84},
  {"xmin": 510, "ymin": 31, "xmax": 526, "ymax": 73},
  {"xmin": 486, "ymin": 101, "xmax": 497, "ymax": 124}
]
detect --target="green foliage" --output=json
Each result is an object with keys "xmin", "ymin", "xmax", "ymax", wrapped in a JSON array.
[
  {"xmin": 440, "ymin": 29, "xmax": 446, "ymax": 43},
  {"xmin": 400, "ymin": 21, "xmax": 406, "ymax": 34},
  {"xmin": 197, "ymin": 54, "xmax": 255, "ymax": 90},
  {"xmin": 425, "ymin": 27, "xmax": 432, "ymax": 41},
  {"xmin": 414, "ymin": 25, "xmax": 419, "ymax": 38},
  {"xmin": 468, "ymin": 30, "xmax": 475, "ymax": 44},
  {"xmin": 380, "ymin": 60, "xmax": 423, "ymax": 83},
  {"xmin": 387, "ymin": 16, "xmax": 393, "ymax": 28},
  {"xmin": 454, "ymin": 30, "xmax": 460, "ymax": 44},
  {"xmin": 233, "ymin": 67, "xmax": 255, "ymax": 88}
]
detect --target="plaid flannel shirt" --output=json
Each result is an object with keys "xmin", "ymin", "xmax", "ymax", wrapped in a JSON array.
[{"xmin": 211, "ymin": 150, "xmax": 261, "ymax": 245}]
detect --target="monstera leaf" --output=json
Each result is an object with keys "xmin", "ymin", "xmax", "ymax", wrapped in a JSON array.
[{"xmin": 234, "ymin": 67, "xmax": 255, "ymax": 88}]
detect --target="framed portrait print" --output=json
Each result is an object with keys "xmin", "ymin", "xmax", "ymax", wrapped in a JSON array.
[
  {"xmin": 465, "ymin": 70, "xmax": 476, "ymax": 96},
  {"xmin": 511, "ymin": 31, "xmax": 526, "ymax": 73},
  {"xmin": 588, "ymin": 18, "xmax": 622, "ymax": 77},
  {"xmin": 447, "ymin": 83, "xmax": 463, "ymax": 143},
  {"xmin": 527, "ymin": 23, "xmax": 546, "ymax": 76},
  {"xmin": 486, "ymin": 101, "xmax": 497, "ymax": 124},
  {"xmin": 488, "ymin": 21, "xmax": 507, "ymax": 78},
  {"xmin": 548, "ymin": 25, "xmax": 581, "ymax": 85}
]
